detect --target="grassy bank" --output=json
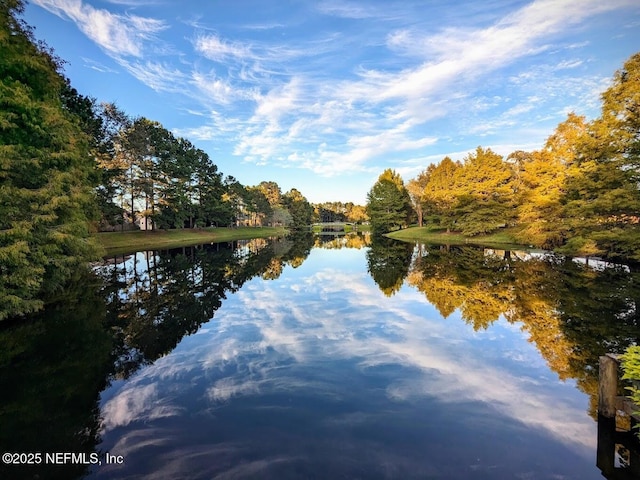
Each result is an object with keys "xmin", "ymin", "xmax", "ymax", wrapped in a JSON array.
[
  {"xmin": 386, "ymin": 226, "xmax": 524, "ymax": 248},
  {"xmin": 96, "ymin": 227, "xmax": 287, "ymax": 256}
]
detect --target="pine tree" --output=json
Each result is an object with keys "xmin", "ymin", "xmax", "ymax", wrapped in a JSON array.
[
  {"xmin": 366, "ymin": 169, "xmax": 412, "ymax": 235},
  {"xmin": 282, "ymin": 188, "xmax": 313, "ymax": 230}
]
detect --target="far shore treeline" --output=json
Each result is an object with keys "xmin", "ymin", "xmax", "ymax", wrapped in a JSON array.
[{"xmin": 367, "ymin": 51, "xmax": 640, "ymax": 263}]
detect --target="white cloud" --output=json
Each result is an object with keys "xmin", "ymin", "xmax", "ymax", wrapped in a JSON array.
[
  {"xmin": 377, "ymin": 0, "xmax": 625, "ymax": 103},
  {"xmin": 191, "ymin": 71, "xmax": 240, "ymax": 104},
  {"xmin": 101, "ymin": 382, "xmax": 183, "ymax": 431},
  {"xmin": 96, "ymin": 250, "xmax": 602, "ymax": 476},
  {"xmin": 316, "ymin": 1, "xmax": 386, "ymax": 19},
  {"xmin": 194, "ymin": 34, "xmax": 252, "ymax": 62},
  {"xmin": 253, "ymin": 78, "xmax": 302, "ymax": 120},
  {"xmin": 193, "ymin": 33, "xmax": 308, "ymax": 67},
  {"xmin": 33, "ymin": 0, "xmax": 166, "ymax": 57},
  {"xmin": 119, "ymin": 60, "xmax": 188, "ymax": 92},
  {"xmin": 223, "ymin": 0, "xmax": 636, "ymax": 176},
  {"xmin": 33, "ymin": 0, "xmax": 639, "ymax": 195},
  {"xmin": 223, "ymin": 269, "xmax": 596, "ymax": 453},
  {"xmin": 81, "ymin": 57, "xmax": 119, "ymax": 73}
]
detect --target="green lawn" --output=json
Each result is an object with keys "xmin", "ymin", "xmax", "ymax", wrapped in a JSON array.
[
  {"xmin": 386, "ymin": 225, "xmax": 525, "ymax": 248},
  {"xmin": 95, "ymin": 227, "xmax": 288, "ymax": 256}
]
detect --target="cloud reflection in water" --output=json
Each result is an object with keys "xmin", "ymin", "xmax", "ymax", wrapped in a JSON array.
[{"xmin": 96, "ymin": 247, "xmax": 598, "ymax": 479}]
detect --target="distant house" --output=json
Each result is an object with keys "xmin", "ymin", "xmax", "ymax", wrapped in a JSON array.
[{"xmin": 136, "ymin": 215, "xmax": 154, "ymax": 231}]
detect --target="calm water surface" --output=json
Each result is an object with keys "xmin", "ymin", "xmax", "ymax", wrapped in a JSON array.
[
  {"xmin": 2, "ymin": 234, "xmax": 639, "ymax": 479},
  {"xmin": 91, "ymin": 238, "xmax": 609, "ymax": 479}
]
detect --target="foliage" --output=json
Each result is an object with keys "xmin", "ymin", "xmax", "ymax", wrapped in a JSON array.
[
  {"xmin": 0, "ymin": 0, "xmax": 315, "ymax": 321},
  {"xmin": 621, "ymin": 346, "xmax": 640, "ymax": 423},
  {"xmin": 387, "ymin": 225, "xmax": 519, "ymax": 246},
  {"xmin": 313, "ymin": 201, "xmax": 368, "ymax": 224},
  {"xmin": 0, "ymin": 235, "xmax": 314, "ymax": 475},
  {"xmin": 0, "ymin": 270, "xmax": 113, "ymax": 479},
  {"xmin": 403, "ymin": 52, "xmax": 640, "ymax": 261},
  {"xmin": 561, "ymin": 53, "xmax": 640, "ymax": 261},
  {"xmin": 421, "ymin": 157, "xmax": 461, "ymax": 232},
  {"xmin": 0, "ymin": 0, "xmax": 101, "ymax": 320},
  {"xmin": 100, "ymin": 236, "xmax": 313, "ymax": 373},
  {"xmin": 283, "ymin": 188, "xmax": 313, "ymax": 229},
  {"xmin": 514, "ymin": 114, "xmax": 588, "ymax": 248},
  {"xmin": 366, "ymin": 169, "xmax": 412, "ymax": 235},
  {"xmin": 257, "ymin": 180, "xmax": 282, "ymax": 208},
  {"xmin": 95, "ymin": 114, "xmax": 235, "ymax": 230},
  {"xmin": 366, "ymin": 236, "xmax": 413, "ymax": 296},
  {"xmin": 452, "ymin": 147, "xmax": 515, "ymax": 235},
  {"xmin": 241, "ymin": 186, "xmax": 272, "ymax": 226},
  {"xmin": 405, "ymin": 243, "xmax": 640, "ymax": 416},
  {"xmin": 406, "ymin": 167, "xmax": 432, "ymax": 227},
  {"xmin": 271, "ymin": 206, "xmax": 293, "ymax": 227}
]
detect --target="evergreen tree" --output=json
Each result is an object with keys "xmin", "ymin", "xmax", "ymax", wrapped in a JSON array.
[
  {"xmin": 257, "ymin": 181, "xmax": 283, "ymax": 209},
  {"xmin": 366, "ymin": 169, "xmax": 412, "ymax": 235},
  {"xmin": 193, "ymin": 150, "xmax": 232, "ymax": 227},
  {"xmin": 283, "ymin": 188, "xmax": 313, "ymax": 230},
  {"xmin": 244, "ymin": 186, "xmax": 272, "ymax": 226},
  {"xmin": 0, "ymin": 0, "xmax": 100, "ymax": 320},
  {"xmin": 366, "ymin": 236, "xmax": 413, "ymax": 296},
  {"xmin": 94, "ymin": 103, "xmax": 131, "ymax": 230}
]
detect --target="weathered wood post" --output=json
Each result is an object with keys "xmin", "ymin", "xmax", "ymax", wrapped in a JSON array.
[
  {"xmin": 596, "ymin": 415, "xmax": 616, "ymax": 477},
  {"xmin": 597, "ymin": 354, "xmax": 640, "ymax": 477},
  {"xmin": 599, "ymin": 354, "xmax": 619, "ymax": 418},
  {"xmin": 597, "ymin": 354, "xmax": 619, "ymax": 478}
]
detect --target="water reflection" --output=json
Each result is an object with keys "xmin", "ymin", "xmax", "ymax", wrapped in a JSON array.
[
  {"xmin": 0, "ymin": 271, "xmax": 113, "ymax": 480},
  {"xmin": 92, "ymin": 241, "xmax": 640, "ymax": 478},
  {"xmin": 98, "ymin": 235, "xmax": 315, "ymax": 379},
  {"xmin": 367, "ymin": 236, "xmax": 414, "ymax": 296},
  {"xmin": 1, "ymin": 236, "xmax": 640, "ymax": 479},
  {"xmin": 406, "ymin": 244, "xmax": 640, "ymax": 418}
]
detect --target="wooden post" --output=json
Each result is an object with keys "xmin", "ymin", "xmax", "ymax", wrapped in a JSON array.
[
  {"xmin": 599, "ymin": 355, "xmax": 618, "ymax": 418},
  {"xmin": 596, "ymin": 415, "xmax": 616, "ymax": 477}
]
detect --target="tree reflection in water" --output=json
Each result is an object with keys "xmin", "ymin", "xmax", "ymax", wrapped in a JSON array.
[
  {"xmin": 404, "ymin": 244, "xmax": 640, "ymax": 418},
  {"xmin": 1, "ymin": 235, "xmax": 640, "ymax": 479},
  {"xmin": 0, "ymin": 235, "xmax": 313, "ymax": 479}
]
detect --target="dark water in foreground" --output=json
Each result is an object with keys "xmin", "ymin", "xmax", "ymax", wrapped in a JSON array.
[{"xmin": 2, "ymin": 234, "xmax": 640, "ymax": 479}]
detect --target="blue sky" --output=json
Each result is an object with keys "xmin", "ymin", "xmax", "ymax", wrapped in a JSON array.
[{"xmin": 24, "ymin": 0, "xmax": 640, "ymax": 204}]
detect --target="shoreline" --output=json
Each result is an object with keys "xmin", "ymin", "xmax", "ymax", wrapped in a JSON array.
[
  {"xmin": 386, "ymin": 226, "xmax": 524, "ymax": 249},
  {"xmin": 95, "ymin": 227, "xmax": 288, "ymax": 257}
]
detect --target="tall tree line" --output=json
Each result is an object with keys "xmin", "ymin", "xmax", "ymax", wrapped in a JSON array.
[
  {"xmin": 93, "ymin": 108, "xmax": 235, "ymax": 231},
  {"xmin": 382, "ymin": 51, "xmax": 640, "ymax": 261},
  {"xmin": 0, "ymin": 2, "xmax": 315, "ymax": 320},
  {"xmin": 92, "ymin": 109, "xmax": 315, "ymax": 232}
]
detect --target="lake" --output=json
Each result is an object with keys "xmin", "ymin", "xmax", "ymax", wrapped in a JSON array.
[{"xmin": 1, "ymin": 233, "xmax": 639, "ymax": 479}]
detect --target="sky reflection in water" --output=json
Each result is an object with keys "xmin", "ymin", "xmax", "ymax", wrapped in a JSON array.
[{"xmin": 92, "ymin": 246, "xmax": 600, "ymax": 479}]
